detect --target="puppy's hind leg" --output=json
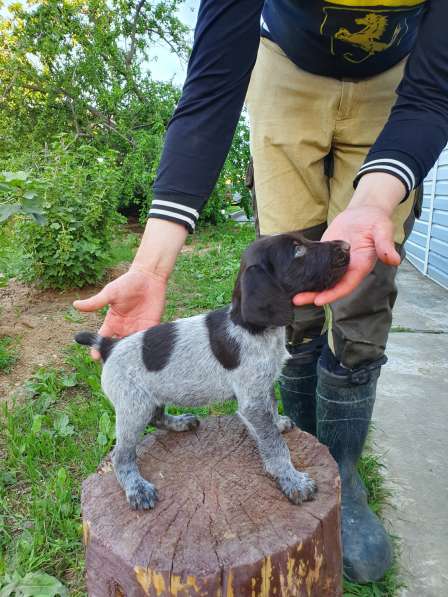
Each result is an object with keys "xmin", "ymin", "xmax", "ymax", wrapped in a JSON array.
[
  {"xmin": 151, "ymin": 405, "xmax": 200, "ymax": 432},
  {"xmin": 113, "ymin": 399, "xmax": 158, "ymax": 510}
]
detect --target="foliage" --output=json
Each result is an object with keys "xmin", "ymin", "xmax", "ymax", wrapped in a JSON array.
[
  {"xmin": 0, "ymin": 0, "xmax": 251, "ymax": 226},
  {"xmin": 0, "ymin": 353, "xmax": 111, "ymax": 595},
  {"xmin": 0, "ymin": 571, "xmax": 68, "ymax": 597},
  {"xmin": 117, "ymin": 82, "xmax": 180, "ymax": 217},
  {"xmin": 0, "ymin": 0, "xmax": 184, "ymax": 220},
  {"xmin": 0, "ymin": 0, "xmax": 188, "ymax": 153},
  {"xmin": 201, "ymin": 117, "xmax": 252, "ymax": 225},
  {"xmin": 16, "ymin": 140, "xmax": 124, "ymax": 288},
  {"xmin": 0, "ymin": 172, "xmax": 45, "ymax": 225}
]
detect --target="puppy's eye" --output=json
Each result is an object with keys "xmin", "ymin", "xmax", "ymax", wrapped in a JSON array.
[{"xmin": 294, "ymin": 245, "xmax": 307, "ymax": 258}]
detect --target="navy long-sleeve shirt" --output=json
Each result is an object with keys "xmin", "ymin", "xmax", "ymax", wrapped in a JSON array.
[{"xmin": 151, "ymin": 0, "xmax": 448, "ymax": 231}]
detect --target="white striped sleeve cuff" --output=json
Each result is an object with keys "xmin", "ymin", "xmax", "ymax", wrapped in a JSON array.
[
  {"xmin": 148, "ymin": 199, "xmax": 200, "ymax": 232},
  {"xmin": 354, "ymin": 158, "xmax": 417, "ymax": 199}
]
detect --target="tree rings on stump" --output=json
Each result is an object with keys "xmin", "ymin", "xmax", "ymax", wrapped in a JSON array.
[{"xmin": 82, "ymin": 415, "xmax": 342, "ymax": 596}]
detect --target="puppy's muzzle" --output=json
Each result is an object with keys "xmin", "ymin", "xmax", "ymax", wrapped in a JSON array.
[{"xmin": 330, "ymin": 240, "xmax": 350, "ymax": 269}]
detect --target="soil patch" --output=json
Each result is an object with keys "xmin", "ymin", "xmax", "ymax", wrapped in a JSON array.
[{"xmin": 0, "ymin": 277, "xmax": 112, "ymax": 403}]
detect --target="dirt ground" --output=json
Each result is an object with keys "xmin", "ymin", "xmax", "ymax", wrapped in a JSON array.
[
  {"xmin": 0, "ymin": 265, "xmax": 129, "ymax": 403},
  {"xmin": 0, "ymin": 240, "xmax": 201, "ymax": 402}
]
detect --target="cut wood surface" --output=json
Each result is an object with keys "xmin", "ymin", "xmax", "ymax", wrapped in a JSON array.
[{"xmin": 82, "ymin": 416, "xmax": 342, "ymax": 596}]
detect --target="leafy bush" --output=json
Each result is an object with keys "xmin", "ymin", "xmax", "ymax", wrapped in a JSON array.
[
  {"xmin": 199, "ymin": 118, "xmax": 252, "ymax": 225},
  {"xmin": 0, "ymin": 171, "xmax": 45, "ymax": 225},
  {"xmin": 0, "ymin": 0, "xmax": 252, "ymax": 229},
  {"xmin": 16, "ymin": 140, "xmax": 124, "ymax": 289},
  {"xmin": 117, "ymin": 84, "xmax": 180, "ymax": 220}
]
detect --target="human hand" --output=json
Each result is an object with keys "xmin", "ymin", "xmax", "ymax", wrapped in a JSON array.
[
  {"xmin": 73, "ymin": 269, "xmax": 167, "ymax": 359},
  {"xmin": 73, "ymin": 218, "xmax": 188, "ymax": 359},
  {"xmin": 293, "ymin": 173, "xmax": 405, "ymax": 306}
]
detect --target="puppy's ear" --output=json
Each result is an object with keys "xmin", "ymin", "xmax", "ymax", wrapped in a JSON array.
[{"xmin": 240, "ymin": 264, "xmax": 293, "ymax": 327}]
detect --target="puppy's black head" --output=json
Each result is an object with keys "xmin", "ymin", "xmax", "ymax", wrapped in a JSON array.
[{"xmin": 231, "ymin": 231, "xmax": 350, "ymax": 331}]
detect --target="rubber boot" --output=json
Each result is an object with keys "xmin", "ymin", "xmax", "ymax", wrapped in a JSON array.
[
  {"xmin": 316, "ymin": 348, "xmax": 393, "ymax": 583},
  {"xmin": 278, "ymin": 336, "xmax": 325, "ymax": 435}
]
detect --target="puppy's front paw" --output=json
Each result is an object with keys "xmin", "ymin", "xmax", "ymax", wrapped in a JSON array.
[
  {"xmin": 276, "ymin": 415, "xmax": 295, "ymax": 434},
  {"xmin": 127, "ymin": 479, "xmax": 158, "ymax": 510},
  {"xmin": 277, "ymin": 470, "xmax": 317, "ymax": 505}
]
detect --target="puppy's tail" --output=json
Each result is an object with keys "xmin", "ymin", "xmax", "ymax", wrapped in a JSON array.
[{"xmin": 74, "ymin": 331, "xmax": 120, "ymax": 363}]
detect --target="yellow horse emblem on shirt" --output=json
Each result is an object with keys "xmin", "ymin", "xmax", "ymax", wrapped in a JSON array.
[{"xmin": 334, "ymin": 13, "xmax": 402, "ymax": 61}]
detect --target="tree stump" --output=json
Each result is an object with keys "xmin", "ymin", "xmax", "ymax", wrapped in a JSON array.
[{"xmin": 82, "ymin": 416, "xmax": 342, "ymax": 597}]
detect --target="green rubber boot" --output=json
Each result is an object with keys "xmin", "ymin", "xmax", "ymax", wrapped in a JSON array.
[
  {"xmin": 316, "ymin": 349, "xmax": 392, "ymax": 583},
  {"xmin": 278, "ymin": 337, "xmax": 325, "ymax": 435}
]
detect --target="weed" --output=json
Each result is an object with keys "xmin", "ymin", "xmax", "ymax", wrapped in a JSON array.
[
  {"xmin": 0, "ymin": 336, "xmax": 19, "ymax": 373},
  {"xmin": 0, "ymin": 570, "xmax": 68, "ymax": 596},
  {"xmin": 63, "ymin": 308, "xmax": 86, "ymax": 324}
]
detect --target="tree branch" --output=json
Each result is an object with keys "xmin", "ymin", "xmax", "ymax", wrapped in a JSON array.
[
  {"xmin": 125, "ymin": 0, "xmax": 146, "ymax": 68},
  {"xmin": 0, "ymin": 74, "xmax": 17, "ymax": 104},
  {"xmin": 22, "ymin": 82, "xmax": 135, "ymax": 146}
]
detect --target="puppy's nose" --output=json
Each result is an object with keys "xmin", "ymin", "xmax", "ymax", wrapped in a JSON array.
[
  {"xmin": 334, "ymin": 240, "xmax": 350, "ymax": 253},
  {"xmin": 332, "ymin": 241, "xmax": 350, "ymax": 268}
]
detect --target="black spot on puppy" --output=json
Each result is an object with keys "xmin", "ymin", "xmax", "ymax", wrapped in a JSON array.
[
  {"xmin": 142, "ymin": 322, "xmax": 177, "ymax": 372},
  {"xmin": 99, "ymin": 337, "xmax": 120, "ymax": 362},
  {"xmin": 206, "ymin": 308, "xmax": 241, "ymax": 370}
]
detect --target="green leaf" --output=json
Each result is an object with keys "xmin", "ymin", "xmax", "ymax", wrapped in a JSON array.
[
  {"xmin": 0, "ymin": 204, "xmax": 21, "ymax": 223},
  {"xmin": 98, "ymin": 412, "xmax": 111, "ymax": 435},
  {"xmin": 31, "ymin": 414, "xmax": 43, "ymax": 434},
  {"xmin": 61, "ymin": 373, "xmax": 77, "ymax": 387},
  {"xmin": 56, "ymin": 468, "xmax": 67, "ymax": 485},
  {"xmin": 53, "ymin": 414, "xmax": 74, "ymax": 437},
  {"xmin": 6, "ymin": 571, "xmax": 68, "ymax": 596},
  {"xmin": 0, "ymin": 579, "xmax": 20, "ymax": 597},
  {"xmin": 1, "ymin": 171, "xmax": 29, "ymax": 182},
  {"xmin": 0, "ymin": 470, "xmax": 16, "ymax": 487},
  {"xmin": 97, "ymin": 431, "xmax": 107, "ymax": 447}
]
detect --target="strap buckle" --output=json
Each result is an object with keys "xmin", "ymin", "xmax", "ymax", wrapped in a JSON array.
[{"xmin": 348, "ymin": 355, "xmax": 388, "ymax": 385}]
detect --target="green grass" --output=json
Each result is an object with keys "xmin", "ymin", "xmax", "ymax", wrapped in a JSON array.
[
  {"xmin": 0, "ymin": 336, "xmax": 20, "ymax": 373},
  {"xmin": 0, "ymin": 222, "xmax": 25, "ymax": 281},
  {"xmin": 105, "ymin": 228, "xmax": 140, "ymax": 267},
  {"xmin": 164, "ymin": 221, "xmax": 256, "ymax": 320},
  {"xmin": 0, "ymin": 222, "xmax": 402, "ymax": 596}
]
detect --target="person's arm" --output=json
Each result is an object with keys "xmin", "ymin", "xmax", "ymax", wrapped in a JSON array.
[
  {"xmin": 74, "ymin": 1, "xmax": 264, "ymax": 354},
  {"xmin": 353, "ymin": 0, "xmax": 448, "ymax": 197},
  {"xmin": 150, "ymin": 0, "xmax": 264, "ymax": 231},
  {"xmin": 295, "ymin": 0, "xmax": 448, "ymax": 307}
]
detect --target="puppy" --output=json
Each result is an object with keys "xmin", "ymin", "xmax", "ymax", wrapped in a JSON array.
[{"xmin": 75, "ymin": 232, "xmax": 349, "ymax": 510}]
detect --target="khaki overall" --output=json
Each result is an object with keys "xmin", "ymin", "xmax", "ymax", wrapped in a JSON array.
[{"xmin": 246, "ymin": 38, "xmax": 420, "ymax": 367}]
